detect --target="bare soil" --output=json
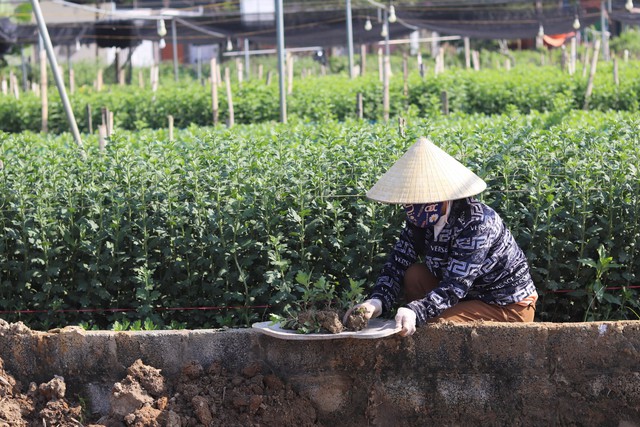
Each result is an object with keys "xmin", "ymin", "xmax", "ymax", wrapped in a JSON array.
[{"xmin": 0, "ymin": 355, "xmax": 319, "ymax": 427}]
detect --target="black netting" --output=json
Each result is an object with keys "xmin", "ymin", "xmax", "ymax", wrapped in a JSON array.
[{"xmin": 0, "ymin": 0, "xmax": 637, "ymax": 51}]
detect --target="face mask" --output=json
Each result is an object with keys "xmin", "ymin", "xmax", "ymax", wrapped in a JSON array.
[{"xmin": 404, "ymin": 202, "xmax": 445, "ymax": 228}]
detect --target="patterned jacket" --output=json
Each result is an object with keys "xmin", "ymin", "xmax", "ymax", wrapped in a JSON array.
[{"xmin": 369, "ymin": 197, "xmax": 536, "ymax": 326}]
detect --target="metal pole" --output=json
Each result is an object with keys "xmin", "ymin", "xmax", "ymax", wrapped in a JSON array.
[
  {"xmin": 244, "ymin": 38, "xmax": 250, "ymax": 80},
  {"xmin": 30, "ymin": 0, "xmax": 84, "ymax": 152},
  {"xmin": 346, "ymin": 0, "xmax": 354, "ymax": 78},
  {"xmin": 171, "ymin": 18, "xmax": 179, "ymax": 81},
  {"xmin": 275, "ymin": 0, "xmax": 286, "ymax": 123}
]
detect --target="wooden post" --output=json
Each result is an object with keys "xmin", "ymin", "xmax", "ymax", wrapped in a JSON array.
[
  {"xmin": 225, "ymin": 67, "xmax": 234, "ymax": 128},
  {"xmin": 356, "ymin": 92, "xmax": 363, "ymax": 120},
  {"xmin": 168, "ymin": 115, "xmax": 174, "ymax": 141},
  {"xmin": 360, "ymin": 44, "xmax": 367, "ymax": 76},
  {"xmin": 118, "ymin": 68, "xmax": 125, "ymax": 86},
  {"xmin": 584, "ymin": 39, "xmax": 601, "ymax": 110},
  {"xmin": 40, "ymin": 49, "xmax": 48, "ymax": 133},
  {"xmin": 258, "ymin": 64, "xmax": 263, "ymax": 80},
  {"xmin": 210, "ymin": 58, "xmax": 219, "ymax": 126},
  {"xmin": 266, "ymin": 70, "xmax": 272, "ymax": 86},
  {"xmin": 86, "ymin": 104, "xmax": 93, "ymax": 134},
  {"xmin": 108, "ymin": 111, "xmax": 114, "ymax": 136}
]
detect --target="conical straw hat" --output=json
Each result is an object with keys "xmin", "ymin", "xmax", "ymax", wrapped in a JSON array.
[{"xmin": 366, "ymin": 137, "xmax": 487, "ymax": 204}]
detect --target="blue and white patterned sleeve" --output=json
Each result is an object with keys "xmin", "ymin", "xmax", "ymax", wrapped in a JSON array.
[{"xmin": 368, "ymin": 224, "xmax": 418, "ymax": 315}]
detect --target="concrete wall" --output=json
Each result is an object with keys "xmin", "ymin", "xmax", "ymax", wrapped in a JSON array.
[{"xmin": 2, "ymin": 320, "xmax": 640, "ymax": 426}]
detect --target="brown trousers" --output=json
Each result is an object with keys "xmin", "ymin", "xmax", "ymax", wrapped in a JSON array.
[{"xmin": 403, "ymin": 264, "xmax": 535, "ymax": 323}]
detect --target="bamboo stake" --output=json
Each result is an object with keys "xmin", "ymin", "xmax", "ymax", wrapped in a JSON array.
[
  {"xmin": 108, "ymin": 111, "xmax": 114, "ymax": 136},
  {"xmin": 151, "ymin": 65, "xmax": 159, "ymax": 92},
  {"xmin": 96, "ymin": 69, "xmax": 103, "ymax": 92},
  {"xmin": 583, "ymin": 39, "xmax": 601, "ymax": 110},
  {"xmin": 98, "ymin": 124, "xmax": 107, "ymax": 152},
  {"xmin": 168, "ymin": 115, "xmax": 174, "ymax": 141},
  {"xmin": 9, "ymin": 72, "xmax": 18, "ymax": 99},
  {"xmin": 356, "ymin": 92, "xmax": 363, "ymax": 120},
  {"xmin": 570, "ymin": 37, "xmax": 577, "ymax": 76},
  {"xmin": 258, "ymin": 64, "xmax": 263, "ymax": 80},
  {"xmin": 69, "ymin": 68, "xmax": 75, "ymax": 94},
  {"xmin": 210, "ymin": 58, "xmax": 219, "ymax": 126},
  {"xmin": 398, "ymin": 117, "xmax": 406, "ymax": 138},
  {"xmin": 378, "ymin": 48, "xmax": 383, "ymax": 82},
  {"xmin": 464, "ymin": 37, "xmax": 471, "ymax": 69},
  {"xmin": 138, "ymin": 70, "xmax": 144, "ymax": 88},
  {"xmin": 613, "ymin": 57, "xmax": 619, "ymax": 86},
  {"xmin": 360, "ymin": 44, "xmax": 367, "ymax": 76},
  {"xmin": 86, "ymin": 104, "xmax": 93, "ymax": 134},
  {"xmin": 40, "ymin": 49, "xmax": 48, "ymax": 133},
  {"xmin": 472, "ymin": 50, "xmax": 480, "ymax": 71},
  {"xmin": 225, "ymin": 67, "xmax": 234, "ymax": 128},
  {"xmin": 1, "ymin": 78, "xmax": 7, "ymax": 95},
  {"xmin": 582, "ymin": 47, "xmax": 591, "ymax": 78},
  {"xmin": 441, "ymin": 90, "xmax": 449, "ymax": 115},
  {"xmin": 266, "ymin": 70, "xmax": 272, "ymax": 86},
  {"xmin": 402, "ymin": 53, "xmax": 408, "ymax": 97},
  {"xmin": 286, "ymin": 52, "xmax": 293, "ymax": 95},
  {"xmin": 417, "ymin": 53, "xmax": 424, "ymax": 78},
  {"xmin": 237, "ymin": 58, "xmax": 243, "ymax": 85},
  {"xmin": 383, "ymin": 55, "xmax": 390, "ymax": 123},
  {"xmin": 118, "ymin": 69, "xmax": 125, "ymax": 86}
]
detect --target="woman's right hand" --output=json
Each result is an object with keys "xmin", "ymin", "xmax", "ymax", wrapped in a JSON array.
[{"xmin": 342, "ymin": 299, "xmax": 382, "ymax": 324}]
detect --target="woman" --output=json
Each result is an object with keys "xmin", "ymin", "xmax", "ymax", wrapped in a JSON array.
[{"xmin": 346, "ymin": 137, "xmax": 537, "ymax": 337}]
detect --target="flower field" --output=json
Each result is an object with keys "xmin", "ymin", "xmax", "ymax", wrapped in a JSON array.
[{"xmin": 1, "ymin": 106, "xmax": 638, "ymax": 329}]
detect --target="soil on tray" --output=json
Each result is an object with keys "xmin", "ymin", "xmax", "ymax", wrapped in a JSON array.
[
  {"xmin": 0, "ymin": 355, "xmax": 319, "ymax": 427},
  {"xmin": 295, "ymin": 307, "xmax": 369, "ymax": 334}
]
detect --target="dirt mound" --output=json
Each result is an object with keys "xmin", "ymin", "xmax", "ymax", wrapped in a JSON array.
[
  {"xmin": 0, "ymin": 357, "xmax": 82, "ymax": 426},
  {"xmin": 0, "ymin": 355, "xmax": 318, "ymax": 427}
]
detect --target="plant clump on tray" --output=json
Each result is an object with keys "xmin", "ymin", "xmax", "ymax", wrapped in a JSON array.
[{"xmin": 271, "ymin": 273, "xmax": 369, "ymax": 334}]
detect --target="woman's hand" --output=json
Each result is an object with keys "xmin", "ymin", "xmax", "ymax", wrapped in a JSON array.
[
  {"xmin": 342, "ymin": 299, "xmax": 382, "ymax": 324},
  {"xmin": 395, "ymin": 307, "xmax": 417, "ymax": 336}
]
